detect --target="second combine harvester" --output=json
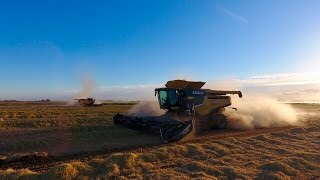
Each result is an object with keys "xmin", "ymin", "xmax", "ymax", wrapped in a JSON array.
[{"xmin": 113, "ymin": 80, "xmax": 242, "ymax": 142}]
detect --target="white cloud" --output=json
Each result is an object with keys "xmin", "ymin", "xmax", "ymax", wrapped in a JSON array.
[
  {"xmin": 95, "ymin": 84, "xmax": 162, "ymax": 101},
  {"xmin": 2, "ymin": 72, "xmax": 319, "ymax": 103},
  {"xmin": 242, "ymin": 73, "xmax": 320, "ymax": 102},
  {"xmin": 87, "ymin": 72, "xmax": 320, "ymax": 102},
  {"xmin": 218, "ymin": 7, "xmax": 249, "ymax": 24},
  {"xmin": 55, "ymin": 72, "xmax": 320, "ymax": 102},
  {"xmin": 240, "ymin": 72, "xmax": 320, "ymax": 86},
  {"xmin": 206, "ymin": 72, "xmax": 320, "ymax": 103}
]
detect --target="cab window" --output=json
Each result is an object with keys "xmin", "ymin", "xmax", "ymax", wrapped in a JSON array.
[
  {"xmin": 167, "ymin": 89, "xmax": 178, "ymax": 105},
  {"xmin": 158, "ymin": 90, "xmax": 168, "ymax": 108}
]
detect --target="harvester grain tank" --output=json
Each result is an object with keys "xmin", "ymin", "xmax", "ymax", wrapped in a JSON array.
[{"xmin": 113, "ymin": 80, "xmax": 242, "ymax": 142}]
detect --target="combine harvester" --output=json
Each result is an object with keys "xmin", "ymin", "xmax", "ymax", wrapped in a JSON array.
[
  {"xmin": 74, "ymin": 98, "xmax": 102, "ymax": 107},
  {"xmin": 113, "ymin": 80, "xmax": 242, "ymax": 142}
]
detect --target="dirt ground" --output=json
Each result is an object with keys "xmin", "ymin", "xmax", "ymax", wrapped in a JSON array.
[{"xmin": 0, "ymin": 102, "xmax": 319, "ymax": 179}]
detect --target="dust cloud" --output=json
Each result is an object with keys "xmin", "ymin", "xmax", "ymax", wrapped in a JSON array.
[
  {"xmin": 75, "ymin": 76, "xmax": 95, "ymax": 99},
  {"xmin": 225, "ymin": 94, "xmax": 301, "ymax": 129},
  {"xmin": 204, "ymin": 80, "xmax": 302, "ymax": 130},
  {"xmin": 128, "ymin": 101, "xmax": 164, "ymax": 117},
  {"xmin": 68, "ymin": 76, "xmax": 96, "ymax": 106}
]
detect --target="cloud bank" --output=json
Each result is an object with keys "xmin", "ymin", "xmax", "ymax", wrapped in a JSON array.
[
  {"xmin": 0, "ymin": 72, "xmax": 319, "ymax": 102},
  {"xmin": 78, "ymin": 72, "xmax": 320, "ymax": 102}
]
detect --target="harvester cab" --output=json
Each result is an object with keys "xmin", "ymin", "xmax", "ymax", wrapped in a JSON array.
[
  {"xmin": 155, "ymin": 81, "xmax": 207, "ymax": 113},
  {"xmin": 113, "ymin": 80, "xmax": 242, "ymax": 142}
]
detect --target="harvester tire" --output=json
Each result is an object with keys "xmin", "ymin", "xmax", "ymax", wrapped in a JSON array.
[{"xmin": 215, "ymin": 114, "xmax": 228, "ymax": 129}]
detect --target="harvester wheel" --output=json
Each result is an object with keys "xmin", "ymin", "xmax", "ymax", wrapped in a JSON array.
[{"xmin": 215, "ymin": 114, "xmax": 228, "ymax": 129}]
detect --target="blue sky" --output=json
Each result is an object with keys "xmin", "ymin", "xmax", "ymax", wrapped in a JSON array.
[{"xmin": 0, "ymin": 0, "xmax": 320, "ymax": 100}]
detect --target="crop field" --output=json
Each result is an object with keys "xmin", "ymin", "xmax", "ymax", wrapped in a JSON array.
[
  {"xmin": 0, "ymin": 102, "xmax": 159, "ymax": 158},
  {"xmin": 0, "ymin": 102, "xmax": 319, "ymax": 179}
]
